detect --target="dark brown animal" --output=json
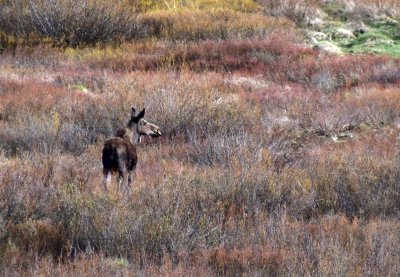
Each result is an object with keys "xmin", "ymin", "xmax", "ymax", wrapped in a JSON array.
[{"xmin": 102, "ymin": 107, "xmax": 161, "ymax": 191}]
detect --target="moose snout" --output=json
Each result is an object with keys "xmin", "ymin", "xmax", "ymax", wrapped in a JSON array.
[
  {"xmin": 143, "ymin": 122, "xmax": 161, "ymax": 138},
  {"xmin": 151, "ymin": 128, "xmax": 161, "ymax": 137}
]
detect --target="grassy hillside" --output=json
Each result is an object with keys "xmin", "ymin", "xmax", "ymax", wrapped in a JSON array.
[
  {"xmin": 0, "ymin": 0, "xmax": 400, "ymax": 275},
  {"xmin": 303, "ymin": 0, "xmax": 400, "ymax": 55}
]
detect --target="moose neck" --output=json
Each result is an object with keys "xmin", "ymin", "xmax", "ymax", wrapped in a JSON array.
[{"xmin": 127, "ymin": 122, "xmax": 141, "ymax": 145}]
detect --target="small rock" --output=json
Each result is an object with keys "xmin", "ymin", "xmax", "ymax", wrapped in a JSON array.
[
  {"xmin": 375, "ymin": 15, "xmax": 397, "ymax": 25},
  {"xmin": 359, "ymin": 122, "xmax": 370, "ymax": 131},
  {"xmin": 337, "ymin": 132, "xmax": 353, "ymax": 139},
  {"xmin": 311, "ymin": 38, "xmax": 343, "ymax": 55},
  {"xmin": 307, "ymin": 17, "xmax": 325, "ymax": 28},
  {"xmin": 306, "ymin": 30, "xmax": 329, "ymax": 40},
  {"xmin": 333, "ymin": 28, "xmax": 355, "ymax": 39}
]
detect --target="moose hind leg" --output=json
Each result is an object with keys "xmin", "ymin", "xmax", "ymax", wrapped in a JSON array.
[
  {"xmin": 103, "ymin": 169, "xmax": 111, "ymax": 192},
  {"xmin": 117, "ymin": 171, "xmax": 124, "ymax": 191},
  {"xmin": 118, "ymin": 156, "xmax": 131, "ymax": 191},
  {"xmin": 117, "ymin": 167, "xmax": 129, "ymax": 192},
  {"xmin": 126, "ymin": 171, "xmax": 133, "ymax": 192},
  {"xmin": 127, "ymin": 167, "xmax": 136, "ymax": 189}
]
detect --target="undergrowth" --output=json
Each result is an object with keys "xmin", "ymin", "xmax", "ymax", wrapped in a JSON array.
[{"xmin": 1, "ymin": 0, "xmax": 400, "ymax": 275}]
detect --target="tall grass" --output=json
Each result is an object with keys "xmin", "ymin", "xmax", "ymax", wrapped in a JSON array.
[
  {"xmin": 1, "ymin": 2, "xmax": 400, "ymax": 274},
  {"xmin": 138, "ymin": 9, "xmax": 293, "ymax": 41},
  {"xmin": 0, "ymin": 0, "xmax": 280, "ymax": 48},
  {"xmin": 261, "ymin": 0, "xmax": 321, "ymax": 25},
  {"xmin": 134, "ymin": 0, "xmax": 261, "ymax": 12},
  {"xmin": 1, "ymin": 151, "xmax": 399, "ymax": 274}
]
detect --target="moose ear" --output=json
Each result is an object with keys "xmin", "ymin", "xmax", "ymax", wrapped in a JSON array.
[
  {"xmin": 131, "ymin": 106, "xmax": 137, "ymax": 118},
  {"xmin": 136, "ymin": 108, "xmax": 145, "ymax": 119}
]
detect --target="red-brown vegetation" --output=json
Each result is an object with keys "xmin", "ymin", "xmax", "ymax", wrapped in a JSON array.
[{"xmin": 1, "ymin": 0, "xmax": 400, "ymax": 275}]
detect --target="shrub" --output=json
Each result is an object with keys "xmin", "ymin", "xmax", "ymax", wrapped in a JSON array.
[
  {"xmin": 188, "ymin": 130, "xmax": 262, "ymax": 167},
  {"xmin": 1, "ymin": 156, "xmax": 399, "ymax": 274},
  {"xmin": 138, "ymin": 9, "xmax": 293, "ymax": 41},
  {"xmin": 343, "ymin": 0, "xmax": 400, "ymax": 21},
  {"xmin": 84, "ymin": 38, "xmax": 397, "ymax": 96},
  {"xmin": 87, "ymin": 36, "xmax": 313, "ymax": 74},
  {"xmin": 26, "ymin": 0, "xmax": 138, "ymax": 47},
  {"xmin": 134, "ymin": 0, "xmax": 261, "ymax": 13},
  {"xmin": 0, "ymin": 79, "xmax": 120, "ymax": 156},
  {"xmin": 306, "ymin": 133, "xmax": 400, "ymax": 219},
  {"xmin": 0, "ymin": 0, "xmax": 32, "ymax": 36},
  {"xmin": 261, "ymin": 0, "xmax": 321, "ymax": 25},
  {"xmin": 0, "ymin": 1, "xmax": 275, "ymax": 47},
  {"xmin": 1, "ymin": 23, "xmax": 400, "ymax": 274}
]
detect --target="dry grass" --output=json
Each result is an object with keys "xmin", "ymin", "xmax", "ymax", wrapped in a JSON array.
[
  {"xmin": 1, "ymin": 2, "xmax": 400, "ymax": 274},
  {"xmin": 0, "ymin": 0, "xmax": 287, "ymax": 48},
  {"xmin": 135, "ymin": 0, "xmax": 261, "ymax": 12},
  {"xmin": 138, "ymin": 9, "xmax": 293, "ymax": 41},
  {"xmin": 339, "ymin": 0, "xmax": 400, "ymax": 20},
  {"xmin": 261, "ymin": 0, "xmax": 321, "ymax": 25},
  {"xmin": 1, "ymin": 52, "xmax": 400, "ymax": 274}
]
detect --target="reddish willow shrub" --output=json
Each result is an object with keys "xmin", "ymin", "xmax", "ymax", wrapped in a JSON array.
[
  {"xmin": 87, "ymin": 38, "xmax": 396, "ymax": 94},
  {"xmin": 88, "ymin": 37, "xmax": 313, "ymax": 73},
  {"xmin": 0, "ymin": 79, "xmax": 122, "ymax": 155}
]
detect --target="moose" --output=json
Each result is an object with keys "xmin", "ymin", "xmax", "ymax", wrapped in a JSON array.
[{"xmin": 102, "ymin": 107, "xmax": 161, "ymax": 191}]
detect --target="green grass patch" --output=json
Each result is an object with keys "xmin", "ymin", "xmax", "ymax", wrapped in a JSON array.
[
  {"xmin": 317, "ymin": 2, "xmax": 400, "ymax": 57},
  {"xmin": 333, "ymin": 21, "xmax": 400, "ymax": 57}
]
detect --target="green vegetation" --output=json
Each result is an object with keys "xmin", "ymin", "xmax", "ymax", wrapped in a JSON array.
[
  {"xmin": 334, "ymin": 21, "xmax": 400, "ymax": 57},
  {"xmin": 309, "ymin": 1, "xmax": 400, "ymax": 57}
]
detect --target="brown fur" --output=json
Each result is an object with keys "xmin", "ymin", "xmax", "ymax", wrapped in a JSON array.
[
  {"xmin": 102, "ymin": 138, "xmax": 137, "ymax": 184},
  {"xmin": 102, "ymin": 107, "xmax": 160, "ymax": 191}
]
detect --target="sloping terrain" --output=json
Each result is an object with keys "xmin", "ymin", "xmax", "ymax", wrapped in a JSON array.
[{"xmin": 0, "ymin": 0, "xmax": 399, "ymax": 275}]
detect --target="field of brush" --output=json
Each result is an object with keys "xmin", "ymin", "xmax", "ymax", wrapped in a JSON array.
[{"xmin": 0, "ymin": 0, "xmax": 400, "ymax": 275}]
